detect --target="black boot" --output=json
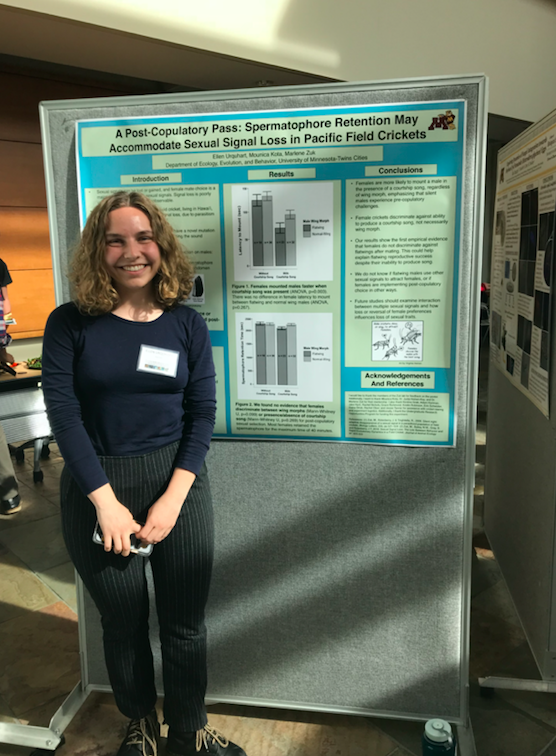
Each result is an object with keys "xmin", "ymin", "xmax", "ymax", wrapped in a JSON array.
[
  {"xmin": 166, "ymin": 724, "xmax": 247, "ymax": 755},
  {"xmin": 117, "ymin": 710, "xmax": 160, "ymax": 755}
]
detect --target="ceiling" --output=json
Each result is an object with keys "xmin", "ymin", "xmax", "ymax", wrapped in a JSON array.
[
  {"xmin": 0, "ymin": 4, "xmax": 532, "ymax": 145},
  {"xmin": 0, "ymin": 3, "xmax": 334, "ymax": 92}
]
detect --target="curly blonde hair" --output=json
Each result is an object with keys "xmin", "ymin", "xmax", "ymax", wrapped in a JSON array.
[{"xmin": 70, "ymin": 191, "xmax": 195, "ymax": 315}]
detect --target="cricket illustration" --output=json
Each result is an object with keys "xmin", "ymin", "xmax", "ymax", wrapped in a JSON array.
[
  {"xmin": 372, "ymin": 334, "xmax": 391, "ymax": 350},
  {"xmin": 400, "ymin": 327, "xmax": 421, "ymax": 346},
  {"xmin": 372, "ymin": 321, "xmax": 423, "ymax": 362},
  {"xmin": 384, "ymin": 340, "xmax": 402, "ymax": 360}
]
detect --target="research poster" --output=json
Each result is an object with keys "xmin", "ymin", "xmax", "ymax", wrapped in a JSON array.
[
  {"xmin": 76, "ymin": 100, "xmax": 466, "ymax": 446},
  {"xmin": 490, "ymin": 110, "xmax": 556, "ymax": 417}
]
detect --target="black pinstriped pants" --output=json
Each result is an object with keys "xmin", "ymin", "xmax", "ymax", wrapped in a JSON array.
[{"xmin": 60, "ymin": 442, "xmax": 213, "ymax": 732}]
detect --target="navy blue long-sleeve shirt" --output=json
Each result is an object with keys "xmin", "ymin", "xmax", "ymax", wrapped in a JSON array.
[{"xmin": 42, "ymin": 302, "xmax": 216, "ymax": 495}]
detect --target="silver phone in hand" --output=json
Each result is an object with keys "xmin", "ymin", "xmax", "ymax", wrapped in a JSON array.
[{"xmin": 92, "ymin": 521, "xmax": 154, "ymax": 557}]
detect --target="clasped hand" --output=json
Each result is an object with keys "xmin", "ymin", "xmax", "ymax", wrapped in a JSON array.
[
  {"xmin": 91, "ymin": 473, "xmax": 192, "ymax": 557},
  {"xmin": 97, "ymin": 498, "xmax": 182, "ymax": 556},
  {"xmin": 137, "ymin": 496, "xmax": 182, "ymax": 546},
  {"xmin": 96, "ymin": 502, "xmax": 141, "ymax": 557}
]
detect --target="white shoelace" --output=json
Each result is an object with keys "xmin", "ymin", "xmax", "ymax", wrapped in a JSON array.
[
  {"xmin": 196, "ymin": 724, "xmax": 229, "ymax": 752},
  {"xmin": 126, "ymin": 716, "xmax": 158, "ymax": 755}
]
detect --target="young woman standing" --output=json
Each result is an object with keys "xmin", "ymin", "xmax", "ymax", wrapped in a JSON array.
[{"xmin": 42, "ymin": 191, "xmax": 246, "ymax": 756}]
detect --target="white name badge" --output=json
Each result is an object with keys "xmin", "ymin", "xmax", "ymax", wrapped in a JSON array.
[{"xmin": 137, "ymin": 345, "xmax": 179, "ymax": 378}]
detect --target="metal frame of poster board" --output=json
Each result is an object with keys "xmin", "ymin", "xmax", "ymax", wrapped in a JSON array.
[
  {"xmin": 483, "ymin": 108, "xmax": 556, "ymax": 692},
  {"xmin": 0, "ymin": 76, "xmax": 485, "ymax": 753}
]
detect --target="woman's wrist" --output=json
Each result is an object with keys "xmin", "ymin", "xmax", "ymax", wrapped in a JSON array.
[
  {"xmin": 88, "ymin": 483, "xmax": 119, "ymax": 511},
  {"xmin": 163, "ymin": 468, "xmax": 196, "ymax": 507}
]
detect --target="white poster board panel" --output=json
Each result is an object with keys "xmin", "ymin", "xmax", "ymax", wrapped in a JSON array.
[{"xmin": 39, "ymin": 77, "xmax": 487, "ymax": 725}]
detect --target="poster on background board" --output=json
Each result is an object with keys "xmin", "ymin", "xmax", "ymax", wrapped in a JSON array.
[
  {"xmin": 490, "ymin": 109, "xmax": 556, "ymax": 418},
  {"xmin": 75, "ymin": 100, "xmax": 466, "ymax": 446}
]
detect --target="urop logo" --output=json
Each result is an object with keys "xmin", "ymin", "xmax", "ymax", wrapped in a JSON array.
[{"xmin": 428, "ymin": 110, "xmax": 456, "ymax": 131}]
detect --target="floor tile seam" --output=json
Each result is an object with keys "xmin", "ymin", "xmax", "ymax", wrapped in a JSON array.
[
  {"xmin": 0, "ymin": 545, "xmax": 52, "ymax": 585},
  {"xmin": 18, "ymin": 480, "xmax": 62, "ymax": 492},
  {"xmin": 0, "ymin": 595, "xmax": 76, "ymax": 630},
  {"xmin": 470, "ymin": 692, "xmax": 556, "ymax": 735},
  {"xmin": 8, "ymin": 677, "xmax": 81, "ymax": 722},
  {"xmin": 17, "ymin": 471, "xmax": 62, "ymax": 487},
  {"xmin": 13, "ymin": 689, "xmax": 79, "ymax": 723},
  {"xmin": 14, "ymin": 464, "xmax": 64, "ymax": 477},
  {"xmin": 501, "ymin": 699, "xmax": 556, "ymax": 734},
  {"xmin": 471, "ymin": 569, "xmax": 501, "ymax": 583},
  {"xmin": 17, "ymin": 476, "xmax": 61, "ymax": 491},
  {"xmin": 0, "ymin": 513, "xmax": 62, "ymax": 541},
  {"xmin": 0, "ymin": 496, "xmax": 58, "ymax": 513},
  {"xmin": 470, "ymin": 600, "xmax": 525, "ymax": 628},
  {"xmin": 385, "ymin": 746, "xmax": 411, "ymax": 756},
  {"xmin": 31, "ymin": 566, "xmax": 77, "ymax": 615},
  {"xmin": 18, "ymin": 458, "xmax": 63, "ymax": 470},
  {"xmin": 0, "ymin": 551, "xmax": 74, "ymax": 587},
  {"xmin": 15, "ymin": 450, "xmax": 63, "ymax": 463},
  {"xmin": 0, "ymin": 611, "xmax": 23, "ymax": 629},
  {"xmin": 0, "ymin": 474, "xmax": 59, "ymax": 497},
  {"xmin": 491, "ymin": 628, "xmax": 543, "ymax": 677},
  {"xmin": 0, "ymin": 553, "xmax": 60, "ymax": 609},
  {"xmin": 29, "ymin": 557, "xmax": 76, "ymax": 585},
  {"xmin": 0, "ymin": 691, "xmax": 18, "ymax": 721},
  {"xmin": 0, "ymin": 542, "xmax": 60, "ymax": 566},
  {"xmin": 41, "ymin": 494, "xmax": 62, "ymax": 506},
  {"xmin": 373, "ymin": 726, "xmax": 419, "ymax": 756},
  {"xmin": 536, "ymin": 733, "xmax": 556, "ymax": 756},
  {"xmin": 470, "ymin": 608, "xmax": 525, "ymax": 630},
  {"xmin": 16, "ymin": 474, "xmax": 49, "ymax": 487},
  {"xmin": 0, "ymin": 511, "xmax": 60, "ymax": 532},
  {"xmin": 0, "ymin": 605, "xmax": 58, "ymax": 631},
  {"xmin": 19, "ymin": 464, "xmax": 64, "ymax": 478}
]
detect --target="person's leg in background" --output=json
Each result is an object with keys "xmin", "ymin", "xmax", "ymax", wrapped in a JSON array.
[{"xmin": 0, "ymin": 421, "xmax": 20, "ymax": 514}]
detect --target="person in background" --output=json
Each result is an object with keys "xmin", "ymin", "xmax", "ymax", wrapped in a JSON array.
[
  {"xmin": 0, "ymin": 257, "xmax": 14, "ymax": 364},
  {"xmin": 42, "ymin": 192, "xmax": 247, "ymax": 756},
  {"xmin": 0, "ymin": 258, "xmax": 19, "ymax": 515},
  {"xmin": 0, "ymin": 422, "xmax": 20, "ymax": 515},
  {"xmin": 0, "ymin": 257, "xmax": 13, "ymax": 324}
]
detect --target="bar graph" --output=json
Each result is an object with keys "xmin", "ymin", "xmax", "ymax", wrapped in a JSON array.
[
  {"xmin": 255, "ymin": 321, "xmax": 297, "ymax": 385},
  {"xmin": 236, "ymin": 313, "xmax": 333, "ymax": 401},
  {"xmin": 231, "ymin": 182, "xmax": 334, "ymax": 281},
  {"xmin": 251, "ymin": 192, "xmax": 297, "ymax": 267}
]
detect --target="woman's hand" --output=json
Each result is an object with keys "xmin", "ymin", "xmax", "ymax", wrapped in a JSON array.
[
  {"xmin": 137, "ymin": 468, "xmax": 196, "ymax": 545},
  {"xmin": 137, "ymin": 496, "xmax": 182, "ymax": 544},
  {"xmin": 88, "ymin": 483, "xmax": 141, "ymax": 557}
]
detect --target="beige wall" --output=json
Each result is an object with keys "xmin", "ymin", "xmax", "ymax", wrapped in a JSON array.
[{"xmin": 1, "ymin": 0, "xmax": 556, "ymax": 122}]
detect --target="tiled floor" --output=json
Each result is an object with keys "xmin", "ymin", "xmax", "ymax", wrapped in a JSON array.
[{"xmin": 2, "ymin": 352, "xmax": 556, "ymax": 755}]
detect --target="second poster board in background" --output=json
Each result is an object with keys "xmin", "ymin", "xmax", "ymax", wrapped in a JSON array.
[{"xmin": 490, "ymin": 109, "xmax": 556, "ymax": 417}]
